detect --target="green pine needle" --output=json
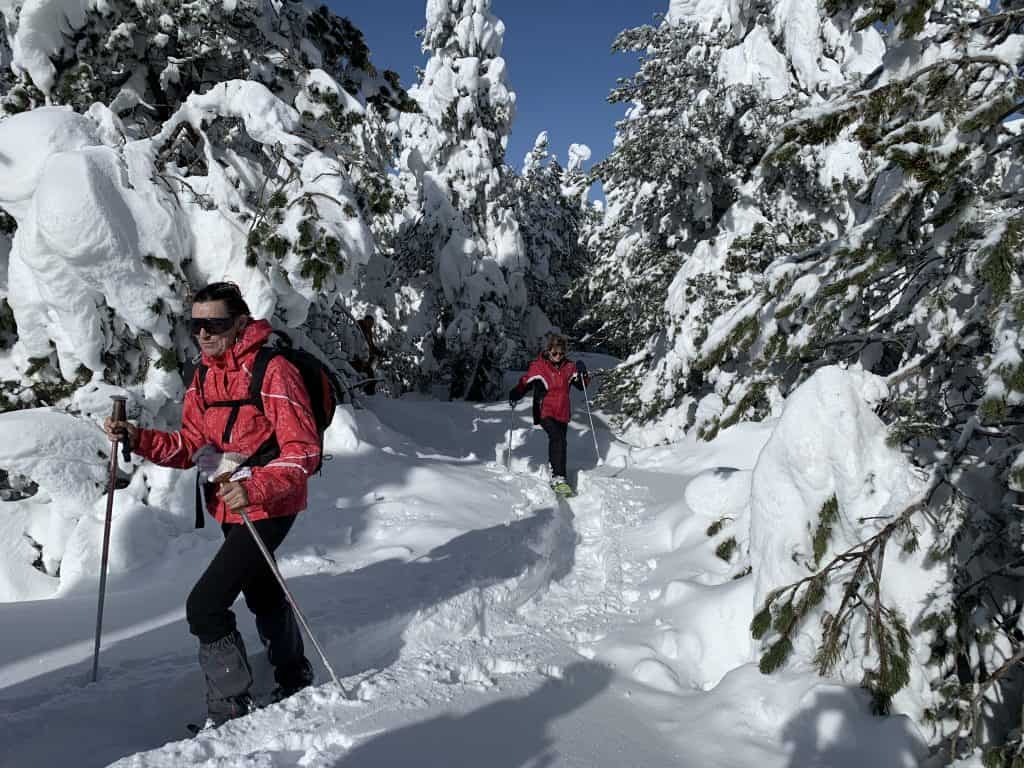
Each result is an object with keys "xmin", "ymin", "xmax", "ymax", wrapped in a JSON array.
[
  {"xmin": 772, "ymin": 600, "xmax": 796, "ymax": 634},
  {"xmin": 751, "ymin": 605, "xmax": 772, "ymax": 640},
  {"xmin": 715, "ymin": 537, "xmax": 737, "ymax": 562},
  {"xmin": 812, "ymin": 496, "xmax": 839, "ymax": 566},
  {"xmin": 759, "ymin": 638, "xmax": 793, "ymax": 675}
]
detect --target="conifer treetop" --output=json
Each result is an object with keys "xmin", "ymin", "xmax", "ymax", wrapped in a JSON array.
[{"xmin": 0, "ymin": 0, "xmax": 408, "ymax": 414}]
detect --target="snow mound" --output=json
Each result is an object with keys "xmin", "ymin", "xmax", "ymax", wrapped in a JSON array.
[
  {"xmin": 683, "ymin": 467, "xmax": 750, "ymax": 521},
  {"xmin": 749, "ymin": 365, "xmax": 921, "ymax": 607},
  {"xmin": 654, "ymin": 576, "xmax": 755, "ymax": 690},
  {"xmin": 324, "ymin": 405, "xmax": 365, "ymax": 455},
  {"xmin": 0, "ymin": 408, "xmax": 110, "ymax": 600},
  {"xmin": 670, "ymin": 665, "xmax": 927, "ymax": 766},
  {"xmin": 0, "ymin": 408, "xmax": 191, "ymax": 601},
  {"xmin": 0, "ymin": 408, "xmax": 109, "ymax": 508},
  {"xmin": 748, "ymin": 365, "xmax": 940, "ymax": 717}
]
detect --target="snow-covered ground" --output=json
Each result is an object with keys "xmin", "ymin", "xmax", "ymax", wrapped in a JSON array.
[{"xmin": 0, "ymin": 363, "xmax": 928, "ymax": 767}]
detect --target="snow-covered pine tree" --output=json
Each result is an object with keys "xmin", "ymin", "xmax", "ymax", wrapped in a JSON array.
[
  {"xmin": 0, "ymin": 1, "xmax": 410, "ymax": 419},
  {"xmin": 657, "ymin": 1, "xmax": 887, "ymax": 443},
  {"xmin": 512, "ymin": 132, "xmax": 593, "ymax": 358},
  {"xmin": 0, "ymin": 16, "xmax": 16, "ymax": 358},
  {"xmin": 581, "ymin": 11, "xmax": 805, "ymax": 422},
  {"xmin": 390, "ymin": 0, "xmax": 530, "ymax": 400},
  {"xmin": 662, "ymin": 1, "xmax": 1024, "ymax": 759}
]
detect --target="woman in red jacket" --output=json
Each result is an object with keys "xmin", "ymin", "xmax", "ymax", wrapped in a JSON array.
[
  {"xmin": 104, "ymin": 282, "xmax": 319, "ymax": 726},
  {"xmin": 508, "ymin": 333, "xmax": 589, "ymax": 496}
]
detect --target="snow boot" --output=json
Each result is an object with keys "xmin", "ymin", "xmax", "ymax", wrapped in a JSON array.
[
  {"xmin": 270, "ymin": 657, "xmax": 315, "ymax": 703},
  {"xmin": 257, "ymin": 606, "xmax": 314, "ymax": 701},
  {"xmin": 198, "ymin": 629, "xmax": 255, "ymax": 726},
  {"xmin": 551, "ymin": 476, "xmax": 574, "ymax": 497}
]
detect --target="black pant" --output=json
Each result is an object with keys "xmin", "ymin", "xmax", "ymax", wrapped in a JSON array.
[
  {"xmin": 186, "ymin": 515, "xmax": 306, "ymax": 679},
  {"xmin": 541, "ymin": 417, "xmax": 568, "ymax": 478}
]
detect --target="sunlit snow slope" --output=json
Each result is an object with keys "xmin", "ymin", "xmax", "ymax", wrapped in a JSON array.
[{"xmin": 0, "ymin": 364, "xmax": 926, "ymax": 768}]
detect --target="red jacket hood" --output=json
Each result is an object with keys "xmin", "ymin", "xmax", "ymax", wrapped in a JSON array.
[{"xmin": 200, "ymin": 319, "xmax": 274, "ymax": 370}]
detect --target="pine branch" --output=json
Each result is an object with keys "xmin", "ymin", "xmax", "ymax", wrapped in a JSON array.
[
  {"xmin": 949, "ymin": 645, "xmax": 1024, "ymax": 758},
  {"xmin": 886, "ymin": 322, "xmax": 983, "ymax": 387},
  {"xmin": 954, "ymin": 555, "xmax": 1024, "ymax": 601},
  {"xmin": 968, "ymin": 8, "xmax": 1024, "ymax": 30}
]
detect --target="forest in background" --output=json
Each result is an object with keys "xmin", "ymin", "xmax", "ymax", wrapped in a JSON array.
[{"xmin": 2, "ymin": 0, "xmax": 1024, "ymax": 763}]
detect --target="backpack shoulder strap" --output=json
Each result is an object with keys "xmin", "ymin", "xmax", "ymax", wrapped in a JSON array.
[
  {"xmin": 233, "ymin": 346, "xmax": 284, "ymax": 478},
  {"xmin": 194, "ymin": 362, "xmax": 209, "ymax": 407},
  {"xmin": 203, "ymin": 350, "xmax": 276, "ymax": 444},
  {"xmin": 248, "ymin": 346, "xmax": 279, "ymax": 412}
]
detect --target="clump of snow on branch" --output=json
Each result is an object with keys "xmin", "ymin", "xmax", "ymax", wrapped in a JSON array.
[
  {"xmin": 0, "ymin": 106, "xmax": 184, "ymax": 378},
  {"xmin": 749, "ymin": 366, "xmax": 938, "ymax": 718},
  {"xmin": 392, "ymin": 0, "xmax": 583, "ymax": 399}
]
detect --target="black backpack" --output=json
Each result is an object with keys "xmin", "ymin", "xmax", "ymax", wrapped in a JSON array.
[{"xmin": 191, "ymin": 330, "xmax": 342, "ymax": 527}]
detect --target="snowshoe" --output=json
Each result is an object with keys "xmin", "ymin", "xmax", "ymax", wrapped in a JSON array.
[
  {"xmin": 187, "ymin": 676, "xmax": 315, "ymax": 735},
  {"xmin": 186, "ymin": 720, "xmax": 213, "ymax": 737},
  {"xmin": 551, "ymin": 479, "xmax": 574, "ymax": 497},
  {"xmin": 267, "ymin": 657, "xmax": 314, "ymax": 704},
  {"xmin": 269, "ymin": 679, "xmax": 311, "ymax": 704},
  {"xmin": 186, "ymin": 692, "xmax": 255, "ymax": 736}
]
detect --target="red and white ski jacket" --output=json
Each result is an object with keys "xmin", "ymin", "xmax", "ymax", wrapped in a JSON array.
[
  {"xmin": 514, "ymin": 354, "xmax": 590, "ymax": 424},
  {"xmin": 135, "ymin": 319, "xmax": 320, "ymax": 525}
]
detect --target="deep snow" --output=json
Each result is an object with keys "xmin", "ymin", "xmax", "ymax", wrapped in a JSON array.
[{"xmin": 0, "ymin": 362, "xmax": 931, "ymax": 767}]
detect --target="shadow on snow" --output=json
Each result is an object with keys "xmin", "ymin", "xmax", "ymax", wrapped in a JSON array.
[
  {"xmin": 780, "ymin": 688, "xmax": 926, "ymax": 768},
  {"xmin": 0, "ymin": 505, "xmax": 577, "ymax": 768},
  {"xmin": 316, "ymin": 502, "xmax": 577, "ymax": 676},
  {"xmin": 332, "ymin": 661, "xmax": 613, "ymax": 768}
]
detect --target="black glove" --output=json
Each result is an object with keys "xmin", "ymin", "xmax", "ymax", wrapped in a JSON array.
[
  {"xmin": 509, "ymin": 387, "xmax": 522, "ymax": 407},
  {"xmin": 575, "ymin": 360, "xmax": 588, "ymax": 377}
]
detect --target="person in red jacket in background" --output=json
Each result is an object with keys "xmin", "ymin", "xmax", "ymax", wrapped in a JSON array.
[
  {"xmin": 508, "ymin": 333, "xmax": 589, "ymax": 496},
  {"xmin": 103, "ymin": 282, "xmax": 318, "ymax": 727}
]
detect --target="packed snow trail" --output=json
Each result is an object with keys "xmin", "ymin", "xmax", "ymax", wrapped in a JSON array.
[
  {"xmin": 0, "ymin": 376, "xmax": 927, "ymax": 767},
  {"xmin": 0, "ymin": 386, "xmax": 667, "ymax": 767}
]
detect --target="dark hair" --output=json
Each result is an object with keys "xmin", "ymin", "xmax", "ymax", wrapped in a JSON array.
[
  {"xmin": 545, "ymin": 333, "xmax": 568, "ymax": 354},
  {"xmin": 192, "ymin": 282, "xmax": 250, "ymax": 317}
]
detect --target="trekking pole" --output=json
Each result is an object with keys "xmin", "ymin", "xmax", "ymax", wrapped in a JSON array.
[
  {"xmin": 234, "ymin": 505, "xmax": 349, "ymax": 699},
  {"xmin": 506, "ymin": 405, "xmax": 515, "ymax": 471},
  {"xmin": 91, "ymin": 395, "xmax": 127, "ymax": 683},
  {"xmin": 580, "ymin": 378, "xmax": 601, "ymax": 465}
]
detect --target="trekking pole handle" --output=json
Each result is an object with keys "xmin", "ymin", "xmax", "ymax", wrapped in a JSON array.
[{"xmin": 110, "ymin": 396, "xmax": 131, "ymax": 462}]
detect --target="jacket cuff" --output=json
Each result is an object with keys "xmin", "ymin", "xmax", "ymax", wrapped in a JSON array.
[
  {"xmin": 244, "ymin": 474, "xmax": 268, "ymax": 507},
  {"xmin": 135, "ymin": 428, "xmax": 157, "ymax": 458}
]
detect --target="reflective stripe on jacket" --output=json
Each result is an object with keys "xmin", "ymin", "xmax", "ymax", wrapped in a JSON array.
[{"xmin": 135, "ymin": 319, "xmax": 320, "ymax": 524}]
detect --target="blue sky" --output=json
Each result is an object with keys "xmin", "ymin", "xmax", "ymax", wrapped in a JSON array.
[{"xmin": 330, "ymin": 1, "xmax": 667, "ymax": 185}]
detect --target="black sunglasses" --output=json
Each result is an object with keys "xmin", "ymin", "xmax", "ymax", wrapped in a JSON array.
[{"xmin": 189, "ymin": 316, "xmax": 236, "ymax": 335}]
